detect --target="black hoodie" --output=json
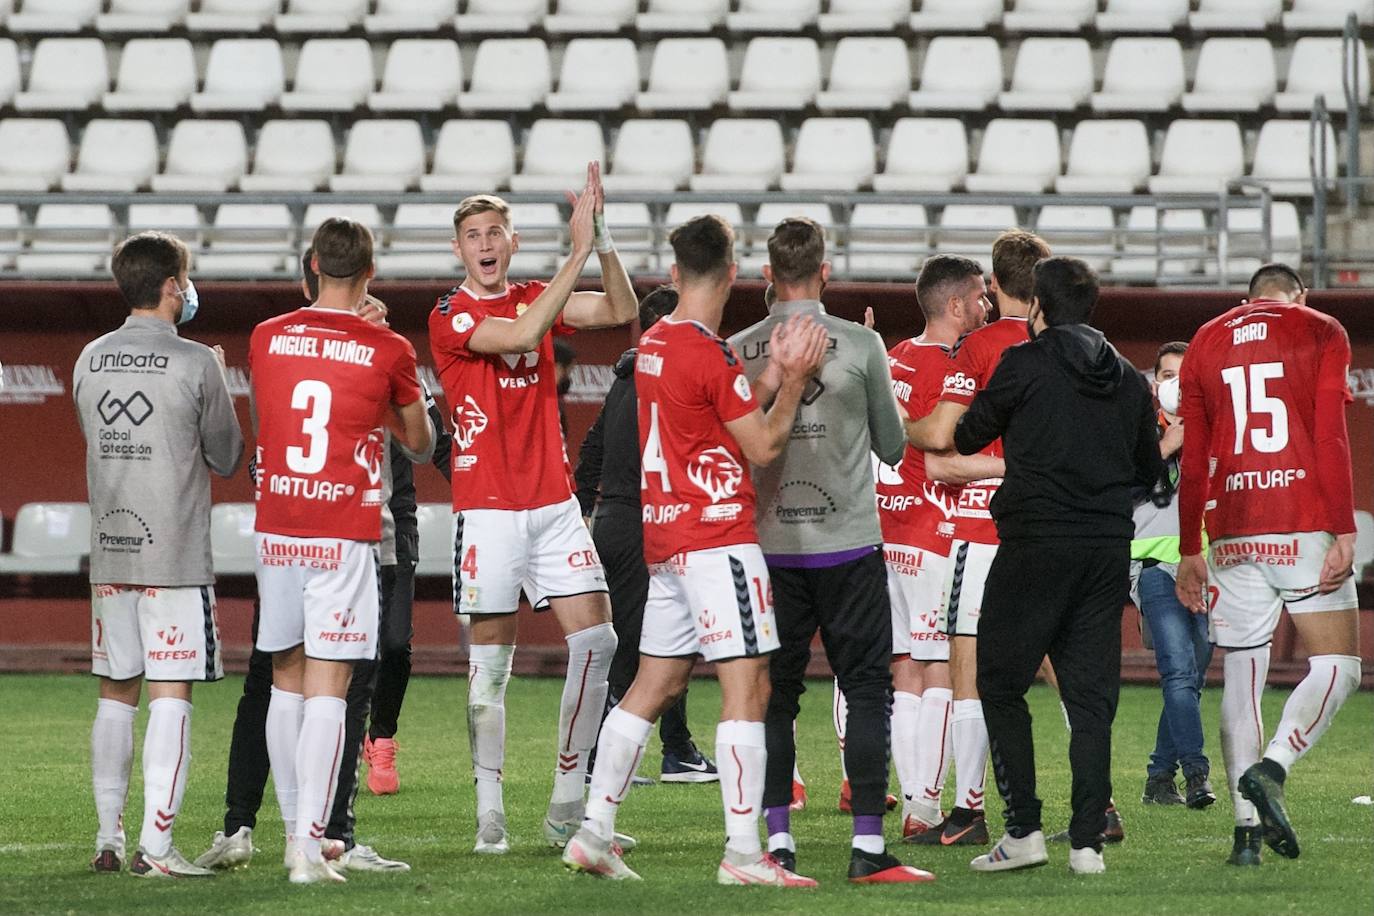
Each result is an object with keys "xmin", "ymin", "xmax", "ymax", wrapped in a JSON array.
[
  {"xmin": 953, "ymin": 324, "xmax": 1165, "ymax": 543},
  {"xmin": 573, "ymin": 347, "xmax": 641, "ymax": 517}
]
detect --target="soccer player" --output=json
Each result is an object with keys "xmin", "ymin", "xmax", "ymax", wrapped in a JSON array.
[
  {"xmin": 249, "ymin": 218, "xmax": 431, "ymax": 884},
  {"xmin": 1174, "ymin": 263, "xmax": 1360, "ymax": 867},
  {"xmin": 428, "ymin": 163, "xmax": 638, "ymax": 853},
  {"xmin": 562, "ymin": 214, "xmax": 826, "ymax": 885},
  {"xmin": 75, "ymin": 231, "xmax": 244, "ymax": 876}
]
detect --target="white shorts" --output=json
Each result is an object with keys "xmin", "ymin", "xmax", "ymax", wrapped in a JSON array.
[
  {"xmin": 454, "ymin": 496, "xmax": 608, "ymax": 615},
  {"xmin": 254, "ymin": 533, "xmax": 380, "ymax": 661},
  {"xmin": 1207, "ymin": 531, "xmax": 1359, "ymax": 650},
  {"xmin": 91, "ymin": 584, "xmax": 223, "ymax": 682},
  {"xmin": 885, "ymin": 544, "xmax": 951, "ymax": 661},
  {"xmin": 940, "ymin": 539, "xmax": 998, "ymax": 638},
  {"xmin": 639, "ymin": 544, "xmax": 781, "ymax": 663}
]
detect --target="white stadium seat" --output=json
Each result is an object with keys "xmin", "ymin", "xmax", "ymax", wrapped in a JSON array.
[
  {"xmin": 604, "ymin": 119, "xmax": 695, "ymax": 192},
  {"xmin": 637, "ymin": 38, "xmax": 730, "ymax": 111},
  {"xmin": 7, "ymin": 0, "xmax": 100, "ymax": 33},
  {"xmin": 1092, "ymin": 38, "xmax": 1186, "ymax": 113},
  {"xmin": 460, "ymin": 39, "xmax": 550, "ymax": 112},
  {"xmin": 370, "ymin": 39, "xmax": 462, "ymax": 112},
  {"xmin": 509, "ymin": 120, "xmax": 606, "ymax": 193},
  {"xmin": 15, "ymin": 38, "xmax": 107, "ymax": 112},
  {"xmin": 104, "ymin": 38, "xmax": 196, "ymax": 112},
  {"xmin": 1056, "ymin": 120, "xmax": 1152, "ymax": 194},
  {"xmin": 1035, "ymin": 206, "xmax": 1116, "ymax": 271},
  {"xmin": 240, "ymin": 120, "xmax": 336, "ymax": 193},
  {"xmin": 129, "ymin": 203, "xmax": 202, "ymax": 251},
  {"xmin": 781, "ymin": 118, "xmax": 876, "ymax": 192},
  {"xmin": 17, "ymin": 205, "xmax": 113, "ymax": 276},
  {"xmin": 1190, "ymin": 0, "xmax": 1284, "ymax": 32},
  {"xmin": 210, "ymin": 504, "xmax": 256, "ymax": 577},
  {"xmin": 819, "ymin": 0, "xmax": 907, "ymax": 34},
  {"xmin": 199, "ymin": 204, "xmax": 294, "ymax": 277},
  {"xmin": 0, "ymin": 41, "xmax": 21, "ymax": 110},
  {"xmin": 414, "ymin": 504, "xmax": 454, "ymax": 578},
  {"xmin": 302, "ymin": 204, "xmax": 383, "ymax": 235},
  {"xmin": 192, "ymin": 39, "xmax": 285, "ymax": 113},
  {"xmin": 0, "ymin": 119, "xmax": 70, "ymax": 191},
  {"xmin": 965, "ymin": 119, "xmax": 1062, "ymax": 193},
  {"xmin": 910, "ymin": 0, "xmax": 1003, "ymax": 32},
  {"xmin": 1097, "ymin": 0, "xmax": 1191, "ymax": 32},
  {"xmin": 1148, "ymin": 120, "xmax": 1245, "ymax": 194},
  {"xmin": 1111, "ymin": 207, "xmax": 1208, "ymax": 279},
  {"xmin": 0, "ymin": 503, "xmax": 91, "ymax": 574},
  {"xmin": 660, "ymin": 201, "xmax": 745, "ymax": 265},
  {"xmin": 1250, "ymin": 120, "xmax": 1338, "ymax": 197},
  {"xmin": 1277, "ymin": 37, "xmax": 1371, "ymax": 113},
  {"xmin": 545, "ymin": 0, "xmax": 638, "ymax": 34},
  {"xmin": 0, "ymin": 205, "xmax": 22, "ymax": 270},
  {"xmin": 936, "ymin": 205, "xmax": 1020, "ymax": 267},
  {"xmin": 380, "ymin": 205, "xmax": 461, "ymax": 279},
  {"xmin": 455, "ymin": 0, "xmax": 547, "ymax": 35},
  {"xmin": 999, "ymin": 38, "xmax": 1094, "ymax": 111},
  {"xmin": 846, "ymin": 203, "xmax": 930, "ymax": 275},
  {"xmin": 874, "ymin": 118, "xmax": 968, "ymax": 193},
  {"xmin": 507, "ymin": 203, "xmax": 563, "ymax": 278},
  {"xmin": 1207, "ymin": 202, "xmax": 1302, "ymax": 280},
  {"xmin": 638, "ymin": 0, "xmax": 728, "ymax": 33},
  {"xmin": 597, "ymin": 201, "xmax": 653, "ymax": 272},
  {"xmin": 1284, "ymin": 0, "xmax": 1374, "ymax": 30},
  {"xmin": 331, "ymin": 119, "xmax": 426, "ymax": 193},
  {"xmin": 277, "ymin": 0, "xmax": 367, "ymax": 34},
  {"xmin": 690, "ymin": 119, "xmax": 786, "ymax": 192},
  {"xmin": 365, "ymin": 0, "xmax": 455, "ymax": 34},
  {"xmin": 816, "ymin": 37, "xmax": 910, "ymax": 112},
  {"xmin": 97, "ymin": 0, "xmax": 191, "ymax": 32},
  {"xmin": 282, "ymin": 39, "xmax": 375, "ymax": 112},
  {"xmin": 729, "ymin": 38, "xmax": 822, "ymax": 111},
  {"xmin": 153, "ymin": 120, "xmax": 248, "ymax": 193},
  {"xmin": 61, "ymin": 119, "xmax": 158, "ymax": 192},
  {"xmin": 909, "ymin": 37, "xmax": 1003, "ymax": 111},
  {"xmin": 1183, "ymin": 38, "xmax": 1278, "ymax": 112},
  {"xmin": 1003, "ymin": 0, "xmax": 1098, "ymax": 32},
  {"xmin": 186, "ymin": 0, "xmax": 277, "ymax": 33},
  {"xmin": 547, "ymin": 39, "xmax": 640, "ymax": 113},
  {"xmin": 727, "ymin": 0, "xmax": 821, "ymax": 34},
  {"xmin": 423, "ymin": 120, "xmax": 514, "ymax": 193}
]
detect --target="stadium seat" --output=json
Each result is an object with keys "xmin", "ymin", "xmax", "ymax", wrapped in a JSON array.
[
  {"xmin": 935, "ymin": 205, "xmax": 1020, "ymax": 267},
  {"xmin": 0, "ymin": 119, "xmax": 69, "ymax": 191},
  {"xmin": 365, "ymin": 0, "xmax": 455, "ymax": 34},
  {"xmin": 1205, "ymin": 201, "xmax": 1301, "ymax": 280},
  {"xmin": 1149, "ymin": 120, "xmax": 1245, "ymax": 194},
  {"xmin": 414, "ymin": 504, "xmax": 453, "ymax": 578},
  {"xmin": 1111, "ymin": 207, "xmax": 1207, "ymax": 279},
  {"xmin": 128, "ymin": 203, "xmax": 201, "ymax": 247},
  {"xmin": 1283, "ymin": 0, "xmax": 1374, "ymax": 30},
  {"xmin": 545, "ymin": 0, "xmax": 638, "ymax": 34},
  {"xmin": 729, "ymin": 38, "xmax": 822, "ymax": 111},
  {"xmin": 999, "ymin": 38, "xmax": 1094, "ymax": 111},
  {"xmin": 547, "ymin": 38, "xmax": 639, "ymax": 113},
  {"xmin": 1092, "ymin": 38, "xmax": 1186, "ymax": 113},
  {"xmin": 819, "ymin": 0, "xmax": 907, "ymax": 33},
  {"xmin": 186, "ymin": 0, "xmax": 277, "ymax": 32},
  {"xmin": 910, "ymin": 0, "xmax": 1003, "ymax": 31},
  {"xmin": 1034, "ymin": 206, "xmax": 1116, "ymax": 271},
  {"xmin": 0, "ymin": 40, "xmax": 16, "ymax": 109},
  {"xmin": 331, "ymin": 120, "xmax": 426, "ymax": 193},
  {"xmin": 1354, "ymin": 509, "xmax": 1374, "ymax": 579},
  {"xmin": 510, "ymin": 120, "xmax": 606, "ymax": 192},
  {"xmin": 240, "ymin": 120, "xmax": 336, "ymax": 193},
  {"xmin": 658, "ymin": 201, "xmax": 743, "ymax": 266},
  {"xmin": 379, "ymin": 204, "xmax": 460, "ymax": 279},
  {"xmin": 741, "ymin": 202, "xmax": 832, "ymax": 276},
  {"xmin": 192, "ymin": 39, "xmax": 285, "ymax": 112},
  {"xmin": 845, "ymin": 203, "xmax": 930, "ymax": 275},
  {"xmin": 460, "ymin": 38, "xmax": 550, "ymax": 112},
  {"xmin": 690, "ymin": 119, "xmax": 786, "ymax": 192},
  {"xmin": 7, "ymin": 0, "xmax": 99, "ymax": 33},
  {"xmin": 17, "ymin": 205, "xmax": 113, "ymax": 276},
  {"xmin": 599, "ymin": 202, "xmax": 653, "ymax": 272},
  {"xmin": 0, "ymin": 205, "xmax": 22, "ymax": 271},
  {"xmin": 1055, "ymin": 119, "xmax": 1152, "ymax": 194},
  {"xmin": 874, "ymin": 118, "xmax": 969, "ymax": 193},
  {"xmin": 15, "ymin": 38, "xmax": 107, "ymax": 112},
  {"xmin": 908, "ymin": 37, "xmax": 1003, "ymax": 111},
  {"xmin": 455, "ymin": 0, "xmax": 547, "ymax": 35},
  {"xmin": 1003, "ymin": 0, "xmax": 1097, "ymax": 32},
  {"xmin": 638, "ymin": 0, "xmax": 728, "ymax": 33},
  {"xmin": 97, "ymin": 0, "xmax": 191, "ymax": 32},
  {"xmin": 727, "ymin": 0, "xmax": 820, "ymax": 33},
  {"xmin": 103, "ymin": 38, "xmax": 196, "ymax": 112},
  {"xmin": 1096, "ymin": 0, "xmax": 1191, "ymax": 32},
  {"xmin": 199, "ymin": 204, "xmax": 294, "ymax": 276},
  {"xmin": 1250, "ymin": 120, "xmax": 1338, "ymax": 196},
  {"xmin": 302, "ymin": 204, "xmax": 383, "ymax": 235},
  {"xmin": 816, "ymin": 37, "xmax": 910, "ymax": 112},
  {"xmin": 1190, "ymin": 0, "xmax": 1284, "ymax": 32},
  {"xmin": 781, "ymin": 118, "xmax": 876, "ymax": 192},
  {"xmin": 61, "ymin": 119, "xmax": 158, "ymax": 192},
  {"xmin": 507, "ymin": 202, "xmax": 563, "ymax": 278},
  {"xmin": 370, "ymin": 39, "xmax": 462, "ymax": 112},
  {"xmin": 0, "ymin": 503, "xmax": 90, "ymax": 574},
  {"xmin": 966, "ymin": 119, "xmax": 1062, "ymax": 193},
  {"xmin": 282, "ymin": 39, "xmax": 375, "ymax": 112},
  {"xmin": 637, "ymin": 38, "xmax": 730, "ymax": 111},
  {"xmin": 1277, "ymin": 37, "xmax": 1371, "ymax": 113},
  {"xmin": 422, "ymin": 119, "xmax": 515, "ymax": 192},
  {"xmin": 153, "ymin": 120, "xmax": 248, "ymax": 193},
  {"xmin": 210, "ymin": 503, "xmax": 256, "ymax": 577},
  {"xmin": 604, "ymin": 119, "xmax": 695, "ymax": 192},
  {"xmin": 277, "ymin": 0, "xmax": 367, "ymax": 34},
  {"xmin": 1182, "ymin": 38, "xmax": 1278, "ymax": 112}
]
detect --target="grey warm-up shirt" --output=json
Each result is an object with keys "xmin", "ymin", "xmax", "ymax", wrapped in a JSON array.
[
  {"xmin": 74, "ymin": 314, "xmax": 244, "ymax": 586},
  {"xmin": 729, "ymin": 299, "xmax": 906, "ymax": 561}
]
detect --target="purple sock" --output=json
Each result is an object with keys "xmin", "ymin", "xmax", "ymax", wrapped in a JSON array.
[
  {"xmin": 853, "ymin": 814, "xmax": 883, "ymax": 838},
  {"xmin": 764, "ymin": 805, "xmax": 791, "ymax": 836}
]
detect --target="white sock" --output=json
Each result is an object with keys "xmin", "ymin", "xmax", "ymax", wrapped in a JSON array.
[
  {"xmin": 583, "ymin": 706, "xmax": 652, "ymax": 842},
  {"xmin": 1264, "ymin": 654, "xmax": 1361, "ymax": 771},
  {"xmin": 832, "ymin": 679, "xmax": 848, "ymax": 780},
  {"xmin": 717, "ymin": 720, "xmax": 767, "ymax": 856},
  {"xmin": 294, "ymin": 695, "xmax": 347, "ymax": 863},
  {"xmin": 138, "ymin": 697, "xmax": 192, "ymax": 857},
  {"xmin": 913, "ymin": 686, "xmax": 953, "ymax": 822},
  {"xmin": 768, "ymin": 831, "xmax": 796, "ymax": 853},
  {"xmin": 852, "ymin": 833, "xmax": 885, "ymax": 854},
  {"xmin": 952, "ymin": 699, "xmax": 988, "ymax": 812},
  {"xmin": 1221, "ymin": 647, "xmax": 1269, "ymax": 827},
  {"xmin": 891, "ymin": 691, "xmax": 922, "ymax": 811},
  {"xmin": 92, "ymin": 698, "xmax": 135, "ymax": 854},
  {"xmin": 552, "ymin": 623, "xmax": 615, "ymax": 806},
  {"xmin": 468, "ymin": 643, "xmax": 513, "ymax": 816},
  {"xmin": 266, "ymin": 686, "xmax": 304, "ymax": 838}
]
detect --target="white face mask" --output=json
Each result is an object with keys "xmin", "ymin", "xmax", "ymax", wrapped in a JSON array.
[{"xmin": 1157, "ymin": 376, "xmax": 1180, "ymax": 415}]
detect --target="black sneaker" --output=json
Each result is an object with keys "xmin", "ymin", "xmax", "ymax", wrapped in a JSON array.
[
  {"xmin": 937, "ymin": 807, "xmax": 989, "ymax": 846},
  {"xmin": 847, "ymin": 848, "xmax": 936, "ymax": 884},
  {"xmin": 1184, "ymin": 772, "xmax": 1217, "ymax": 810},
  {"xmin": 1227, "ymin": 825, "xmax": 1262, "ymax": 866},
  {"xmin": 1050, "ymin": 807, "xmax": 1125, "ymax": 845},
  {"xmin": 91, "ymin": 848, "xmax": 122, "ymax": 873},
  {"xmin": 661, "ymin": 743, "xmax": 719, "ymax": 784},
  {"xmin": 1239, "ymin": 761, "xmax": 1298, "ymax": 859},
  {"xmin": 1142, "ymin": 773, "xmax": 1185, "ymax": 806},
  {"xmin": 769, "ymin": 847, "xmax": 796, "ymax": 874}
]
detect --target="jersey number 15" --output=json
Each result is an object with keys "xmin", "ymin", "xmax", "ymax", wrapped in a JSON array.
[{"xmin": 1220, "ymin": 362, "xmax": 1289, "ymax": 455}]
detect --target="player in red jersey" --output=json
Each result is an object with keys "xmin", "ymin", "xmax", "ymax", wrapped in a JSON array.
[
  {"xmin": 249, "ymin": 218, "xmax": 431, "ymax": 884},
  {"xmin": 1174, "ymin": 263, "xmax": 1360, "ymax": 867},
  {"xmin": 562, "ymin": 214, "xmax": 827, "ymax": 886},
  {"xmin": 428, "ymin": 164, "xmax": 640, "ymax": 854}
]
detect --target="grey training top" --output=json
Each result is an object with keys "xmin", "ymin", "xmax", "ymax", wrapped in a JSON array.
[
  {"xmin": 74, "ymin": 315, "xmax": 244, "ymax": 586},
  {"xmin": 729, "ymin": 299, "xmax": 906, "ymax": 558}
]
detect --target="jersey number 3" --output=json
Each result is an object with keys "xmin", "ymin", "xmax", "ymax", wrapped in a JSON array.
[
  {"xmin": 285, "ymin": 379, "xmax": 332, "ymax": 474},
  {"xmin": 1220, "ymin": 362, "xmax": 1289, "ymax": 455}
]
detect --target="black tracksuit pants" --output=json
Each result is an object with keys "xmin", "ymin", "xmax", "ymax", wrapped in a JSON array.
[
  {"xmin": 369, "ymin": 538, "xmax": 417, "ymax": 740},
  {"xmin": 976, "ymin": 539, "xmax": 1128, "ymax": 851}
]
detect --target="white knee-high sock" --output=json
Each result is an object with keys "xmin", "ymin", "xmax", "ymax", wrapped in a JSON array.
[
  {"xmin": 266, "ymin": 687, "xmax": 304, "ymax": 838},
  {"xmin": 717, "ymin": 720, "xmax": 767, "ymax": 856},
  {"xmin": 468, "ymin": 643, "xmax": 513, "ymax": 816},
  {"xmin": 138, "ymin": 697, "xmax": 192, "ymax": 857},
  {"xmin": 92, "ymin": 698, "xmax": 136, "ymax": 854},
  {"xmin": 552, "ymin": 623, "xmax": 616, "ymax": 806},
  {"xmin": 952, "ymin": 698, "xmax": 987, "ymax": 812},
  {"xmin": 913, "ymin": 686, "xmax": 953, "ymax": 823},
  {"xmin": 582, "ymin": 706, "xmax": 653, "ymax": 842},
  {"xmin": 833, "ymin": 679, "xmax": 848, "ymax": 780},
  {"xmin": 1265, "ymin": 654, "xmax": 1361, "ymax": 771},
  {"xmin": 295, "ymin": 695, "xmax": 346, "ymax": 863},
  {"xmin": 1220, "ymin": 647, "xmax": 1269, "ymax": 827},
  {"xmin": 891, "ymin": 691, "xmax": 922, "ymax": 812}
]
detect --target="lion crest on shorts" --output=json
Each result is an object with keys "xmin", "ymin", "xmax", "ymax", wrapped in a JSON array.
[
  {"xmin": 452, "ymin": 395, "xmax": 489, "ymax": 451},
  {"xmin": 352, "ymin": 427, "xmax": 385, "ymax": 485},
  {"xmin": 686, "ymin": 446, "xmax": 744, "ymax": 504}
]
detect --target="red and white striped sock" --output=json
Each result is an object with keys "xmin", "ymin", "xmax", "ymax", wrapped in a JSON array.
[
  {"xmin": 552, "ymin": 623, "xmax": 615, "ymax": 806},
  {"xmin": 1265, "ymin": 654, "xmax": 1361, "ymax": 771}
]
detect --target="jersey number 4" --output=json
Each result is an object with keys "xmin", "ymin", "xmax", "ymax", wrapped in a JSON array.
[
  {"xmin": 1220, "ymin": 362, "xmax": 1289, "ymax": 455},
  {"xmin": 285, "ymin": 379, "xmax": 332, "ymax": 474}
]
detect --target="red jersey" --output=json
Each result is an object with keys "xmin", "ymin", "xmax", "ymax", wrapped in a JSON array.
[
  {"xmin": 937, "ymin": 316, "xmax": 1030, "ymax": 544},
  {"xmin": 428, "ymin": 282, "xmax": 576, "ymax": 511},
  {"xmin": 636, "ymin": 318, "xmax": 759, "ymax": 564},
  {"xmin": 1177, "ymin": 299, "xmax": 1355, "ymax": 555},
  {"xmin": 250, "ymin": 307, "xmax": 422, "ymax": 541},
  {"xmin": 877, "ymin": 337, "xmax": 960, "ymax": 553}
]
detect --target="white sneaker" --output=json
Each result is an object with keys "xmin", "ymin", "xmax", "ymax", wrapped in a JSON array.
[
  {"xmin": 474, "ymin": 810, "xmax": 509, "ymax": 855},
  {"xmin": 1069, "ymin": 846, "xmax": 1105, "ymax": 874},
  {"xmin": 717, "ymin": 850, "xmax": 819, "ymax": 887},
  {"xmin": 130, "ymin": 847, "xmax": 215, "ymax": 879},
  {"xmin": 337, "ymin": 843, "xmax": 411, "ymax": 872},
  {"xmin": 194, "ymin": 827, "xmax": 255, "ymax": 870},
  {"xmin": 562, "ymin": 830, "xmax": 641, "ymax": 881},
  {"xmin": 289, "ymin": 854, "xmax": 347, "ymax": 885},
  {"xmin": 970, "ymin": 831, "xmax": 1049, "ymax": 873}
]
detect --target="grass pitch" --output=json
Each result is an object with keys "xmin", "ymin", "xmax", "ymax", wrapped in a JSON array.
[{"xmin": 1, "ymin": 673, "xmax": 1370, "ymax": 915}]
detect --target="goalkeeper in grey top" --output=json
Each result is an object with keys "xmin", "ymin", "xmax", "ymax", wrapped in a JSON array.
[
  {"xmin": 728, "ymin": 218, "xmax": 928, "ymax": 885},
  {"xmin": 74, "ymin": 231, "xmax": 244, "ymax": 878}
]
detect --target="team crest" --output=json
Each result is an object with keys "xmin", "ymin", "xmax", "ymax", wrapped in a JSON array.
[
  {"xmin": 686, "ymin": 447, "xmax": 744, "ymax": 504},
  {"xmin": 452, "ymin": 395, "xmax": 489, "ymax": 450},
  {"xmin": 352, "ymin": 427, "xmax": 385, "ymax": 486}
]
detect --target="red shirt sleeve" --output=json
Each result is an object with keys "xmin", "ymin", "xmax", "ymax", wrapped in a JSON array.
[
  {"xmin": 1313, "ymin": 321, "xmax": 1356, "ymax": 535},
  {"xmin": 706, "ymin": 340, "xmax": 757, "ymax": 424},
  {"xmin": 1176, "ymin": 334, "xmax": 1212, "ymax": 556}
]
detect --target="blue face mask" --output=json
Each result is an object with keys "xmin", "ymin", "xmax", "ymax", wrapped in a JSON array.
[{"xmin": 176, "ymin": 279, "xmax": 199, "ymax": 325}]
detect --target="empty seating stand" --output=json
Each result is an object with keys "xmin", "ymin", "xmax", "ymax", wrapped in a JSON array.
[{"xmin": 0, "ymin": 503, "xmax": 91, "ymax": 574}]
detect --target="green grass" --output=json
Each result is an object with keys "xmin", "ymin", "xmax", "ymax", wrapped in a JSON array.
[{"xmin": 1, "ymin": 674, "xmax": 1370, "ymax": 916}]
